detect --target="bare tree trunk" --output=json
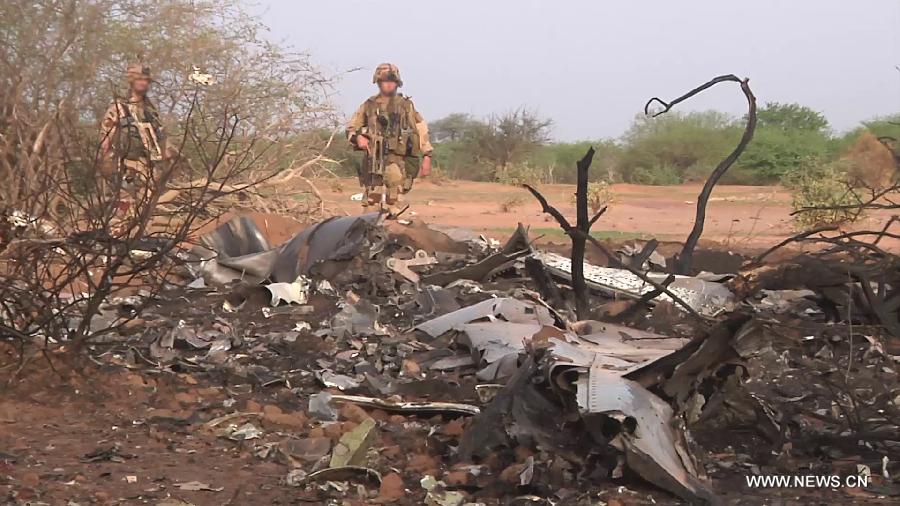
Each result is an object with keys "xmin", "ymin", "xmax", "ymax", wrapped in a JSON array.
[
  {"xmin": 524, "ymin": 148, "xmax": 602, "ymax": 320},
  {"xmin": 571, "ymin": 149, "xmax": 594, "ymax": 317}
]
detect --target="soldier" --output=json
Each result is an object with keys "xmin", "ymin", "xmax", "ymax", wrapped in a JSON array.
[
  {"xmin": 99, "ymin": 62, "xmax": 166, "ymax": 215},
  {"xmin": 346, "ymin": 63, "xmax": 433, "ymax": 217}
]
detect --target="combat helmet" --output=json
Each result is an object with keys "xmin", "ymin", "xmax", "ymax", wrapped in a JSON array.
[
  {"xmin": 373, "ymin": 63, "xmax": 402, "ymax": 87},
  {"xmin": 125, "ymin": 62, "xmax": 153, "ymax": 83}
]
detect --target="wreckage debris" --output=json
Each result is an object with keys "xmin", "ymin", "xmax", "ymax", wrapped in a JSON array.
[
  {"xmin": 534, "ymin": 251, "xmax": 734, "ymax": 317},
  {"xmin": 51, "ymin": 209, "xmax": 898, "ymax": 504},
  {"xmin": 328, "ymin": 394, "xmax": 481, "ymax": 417},
  {"xmin": 186, "ymin": 214, "xmax": 790, "ymax": 502}
]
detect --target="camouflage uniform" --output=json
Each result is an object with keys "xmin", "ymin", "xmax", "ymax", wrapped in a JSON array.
[
  {"xmin": 346, "ymin": 63, "xmax": 433, "ymax": 212},
  {"xmin": 99, "ymin": 63, "xmax": 165, "ymax": 207}
]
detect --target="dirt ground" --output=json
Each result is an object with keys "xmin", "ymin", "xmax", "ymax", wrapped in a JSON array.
[{"xmin": 311, "ymin": 177, "xmax": 897, "ymax": 251}]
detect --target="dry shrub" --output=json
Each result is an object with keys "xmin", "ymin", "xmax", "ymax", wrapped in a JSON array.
[
  {"xmin": 843, "ymin": 132, "xmax": 896, "ymax": 190},
  {"xmin": 587, "ymin": 181, "xmax": 613, "ymax": 213},
  {"xmin": 500, "ymin": 195, "xmax": 526, "ymax": 212},
  {"xmin": 0, "ymin": 0, "xmax": 337, "ymax": 369},
  {"xmin": 569, "ymin": 181, "xmax": 614, "ymax": 213},
  {"xmin": 497, "ymin": 163, "xmax": 544, "ymax": 186},
  {"xmin": 784, "ymin": 162, "xmax": 862, "ymax": 228}
]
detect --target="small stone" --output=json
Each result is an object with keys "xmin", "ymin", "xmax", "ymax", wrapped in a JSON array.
[
  {"xmin": 340, "ymin": 403, "xmax": 371, "ymax": 424},
  {"xmin": 597, "ymin": 300, "xmax": 632, "ymax": 318},
  {"xmin": 514, "ymin": 445, "xmax": 534, "ymax": 462},
  {"xmin": 281, "ymin": 437, "xmax": 331, "ymax": 463},
  {"xmin": 308, "ymin": 427, "xmax": 325, "ymax": 438},
  {"xmin": 122, "ymin": 373, "xmax": 149, "ymax": 387},
  {"xmin": 174, "ymin": 392, "xmax": 196, "ymax": 405},
  {"xmin": 323, "ymin": 422, "xmax": 343, "ymax": 440},
  {"xmin": 263, "ymin": 404, "xmax": 283, "ymax": 416},
  {"xmin": 177, "ymin": 373, "xmax": 198, "ymax": 385},
  {"xmin": 263, "ymin": 409, "xmax": 307, "ymax": 429},
  {"xmin": 441, "ymin": 418, "xmax": 465, "ymax": 437},
  {"xmin": 330, "ymin": 418, "xmax": 377, "ymax": 468},
  {"xmin": 378, "ymin": 472, "xmax": 405, "ymax": 502},
  {"xmin": 21, "ymin": 472, "xmax": 39, "ymax": 488},
  {"xmin": 388, "ymin": 415, "xmax": 406, "ymax": 424},
  {"xmin": 245, "ymin": 400, "xmax": 262, "ymax": 412},
  {"xmin": 500, "ymin": 463, "xmax": 526, "ymax": 484},
  {"xmin": 369, "ymin": 409, "xmax": 389, "ymax": 421},
  {"xmin": 196, "ymin": 387, "xmax": 222, "ymax": 398},
  {"xmin": 406, "ymin": 453, "xmax": 438, "ymax": 474},
  {"xmin": 443, "ymin": 470, "xmax": 471, "ymax": 486},
  {"xmin": 307, "ymin": 392, "xmax": 337, "ymax": 421},
  {"xmin": 119, "ymin": 318, "xmax": 146, "ymax": 333},
  {"xmin": 145, "ymin": 408, "xmax": 175, "ymax": 418},
  {"xmin": 401, "ymin": 359, "xmax": 421, "ymax": 376},
  {"xmin": 381, "ymin": 445, "xmax": 402, "ymax": 460}
]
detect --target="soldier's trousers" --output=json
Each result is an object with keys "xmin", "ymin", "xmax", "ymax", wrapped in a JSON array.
[
  {"xmin": 120, "ymin": 158, "xmax": 154, "ymax": 208},
  {"xmin": 362, "ymin": 155, "xmax": 419, "ymax": 207}
]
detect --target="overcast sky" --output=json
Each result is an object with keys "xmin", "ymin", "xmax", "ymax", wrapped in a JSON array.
[{"xmin": 259, "ymin": 0, "xmax": 900, "ymax": 141}]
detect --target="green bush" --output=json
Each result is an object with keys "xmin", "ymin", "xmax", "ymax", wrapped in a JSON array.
[
  {"xmin": 529, "ymin": 140, "xmax": 622, "ymax": 183},
  {"xmin": 737, "ymin": 128, "xmax": 830, "ymax": 183},
  {"xmin": 619, "ymin": 111, "xmax": 740, "ymax": 183},
  {"xmin": 496, "ymin": 163, "xmax": 545, "ymax": 186},
  {"xmin": 628, "ymin": 164, "xmax": 683, "ymax": 185}
]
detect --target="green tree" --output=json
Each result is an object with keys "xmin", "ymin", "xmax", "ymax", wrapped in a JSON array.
[
  {"xmin": 529, "ymin": 140, "xmax": 621, "ymax": 183},
  {"xmin": 618, "ymin": 110, "xmax": 739, "ymax": 184},
  {"xmin": 468, "ymin": 108, "xmax": 553, "ymax": 180},
  {"xmin": 738, "ymin": 103, "xmax": 832, "ymax": 183},
  {"xmin": 430, "ymin": 113, "xmax": 482, "ymax": 143},
  {"xmin": 860, "ymin": 114, "xmax": 900, "ymax": 140},
  {"xmin": 757, "ymin": 102, "xmax": 830, "ymax": 133}
]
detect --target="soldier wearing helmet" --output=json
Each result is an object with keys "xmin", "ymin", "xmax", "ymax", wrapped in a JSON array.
[
  {"xmin": 346, "ymin": 63, "xmax": 433, "ymax": 217},
  {"xmin": 99, "ymin": 62, "xmax": 166, "ymax": 215}
]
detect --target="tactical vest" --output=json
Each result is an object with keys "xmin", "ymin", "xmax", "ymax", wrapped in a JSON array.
[
  {"xmin": 115, "ymin": 100, "xmax": 163, "ymax": 161},
  {"xmin": 362, "ymin": 95, "xmax": 422, "ymax": 158}
]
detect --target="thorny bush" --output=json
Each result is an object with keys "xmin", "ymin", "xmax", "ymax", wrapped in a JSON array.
[{"xmin": 784, "ymin": 161, "xmax": 864, "ymax": 228}]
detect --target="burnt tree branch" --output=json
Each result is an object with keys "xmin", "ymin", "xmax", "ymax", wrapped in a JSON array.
[
  {"xmin": 646, "ymin": 75, "xmax": 757, "ymax": 274},
  {"xmin": 524, "ymin": 147, "xmax": 595, "ymax": 317},
  {"xmin": 524, "ymin": 147, "xmax": 706, "ymax": 323}
]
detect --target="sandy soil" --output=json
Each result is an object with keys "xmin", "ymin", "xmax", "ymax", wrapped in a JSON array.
[{"xmin": 312, "ymin": 178, "xmax": 896, "ymax": 252}]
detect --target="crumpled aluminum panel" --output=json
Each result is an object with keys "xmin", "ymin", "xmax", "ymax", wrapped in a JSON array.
[
  {"xmin": 574, "ymin": 367, "xmax": 712, "ymax": 503},
  {"xmin": 415, "ymin": 297, "xmax": 554, "ymax": 338},
  {"xmin": 199, "ymin": 213, "xmax": 382, "ymax": 285},
  {"xmin": 200, "ymin": 215, "xmax": 270, "ymax": 259},
  {"xmin": 271, "ymin": 213, "xmax": 381, "ymax": 283},
  {"xmin": 533, "ymin": 251, "xmax": 733, "ymax": 317}
]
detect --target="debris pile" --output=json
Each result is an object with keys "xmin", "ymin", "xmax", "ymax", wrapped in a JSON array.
[{"xmin": 41, "ymin": 211, "xmax": 899, "ymax": 504}]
